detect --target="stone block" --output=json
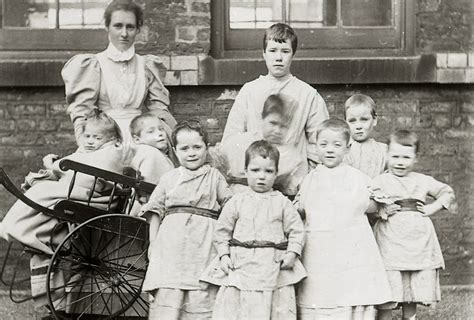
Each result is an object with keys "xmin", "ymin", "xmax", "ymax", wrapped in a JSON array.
[
  {"xmin": 16, "ymin": 119, "xmax": 36, "ymax": 131},
  {"xmin": 180, "ymin": 70, "xmax": 198, "ymax": 85},
  {"xmin": 469, "ymin": 53, "xmax": 474, "ymax": 67},
  {"xmin": 436, "ymin": 53, "xmax": 448, "ymax": 68},
  {"xmin": 176, "ymin": 26, "xmax": 197, "ymax": 42},
  {"xmin": 415, "ymin": 114, "xmax": 433, "ymax": 128},
  {"xmin": 418, "ymin": 0, "xmax": 440, "ymax": 12},
  {"xmin": 171, "ymin": 56, "xmax": 198, "ymax": 70},
  {"xmin": 379, "ymin": 101, "xmax": 417, "ymax": 114},
  {"xmin": 433, "ymin": 115, "xmax": 451, "ymax": 129},
  {"xmin": 437, "ymin": 69, "xmax": 466, "ymax": 83},
  {"xmin": 38, "ymin": 119, "xmax": 60, "ymax": 131},
  {"xmin": 157, "ymin": 55, "xmax": 171, "ymax": 71},
  {"xmin": 461, "ymin": 102, "xmax": 474, "ymax": 113},
  {"xmin": 447, "ymin": 53, "xmax": 468, "ymax": 68},
  {"xmin": 196, "ymin": 28, "xmax": 210, "ymax": 42},
  {"xmin": 0, "ymin": 119, "xmax": 15, "ymax": 131},
  {"xmin": 49, "ymin": 103, "xmax": 68, "ymax": 116},
  {"xmin": 466, "ymin": 69, "xmax": 474, "ymax": 83},
  {"xmin": 164, "ymin": 71, "xmax": 180, "ymax": 86},
  {"xmin": 8, "ymin": 104, "xmax": 46, "ymax": 117},
  {"xmin": 419, "ymin": 101, "xmax": 457, "ymax": 113}
]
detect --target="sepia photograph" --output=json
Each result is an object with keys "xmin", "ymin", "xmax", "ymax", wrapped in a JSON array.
[{"xmin": 0, "ymin": 0, "xmax": 472, "ymax": 319}]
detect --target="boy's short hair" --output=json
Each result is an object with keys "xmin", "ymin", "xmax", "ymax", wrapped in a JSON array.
[
  {"xmin": 82, "ymin": 108, "xmax": 123, "ymax": 143},
  {"xmin": 172, "ymin": 119, "xmax": 209, "ymax": 146},
  {"xmin": 316, "ymin": 118, "xmax": 351, "ymax": 144},
  {"xmin": 244, "ymin": 140, "xmax": 280, "ymax": 170},
  {"xmin": 129, "ymin": 112, "xmax": 161, "ymax": 136},
  {"xmin": 262, "ymin": 94, "xmax": 289, "ymax": 122},
  {"xmin": 344, "ymin": 94, "xmax": 377, "ymax": 118},
  {"xmin": 389, "ymin": 129, "xmax": 420, "ymax": 153},
  {"xmin": 263, "ymin": 23, "xmax": 298, "ymax": 55}
]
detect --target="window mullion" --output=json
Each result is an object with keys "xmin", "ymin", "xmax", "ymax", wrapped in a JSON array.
[
  {"xmin": 282, "ymin": 0, "xmax": 287, "ymax": 24},
  {"xmin": 56, "ymin": 0, "xmax": 60, "ymax": 29}
]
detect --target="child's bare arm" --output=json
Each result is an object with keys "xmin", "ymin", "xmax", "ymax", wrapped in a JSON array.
[
  {"xmin": 280, "ymin": 251, "xmax": 298, "ymax": 270},
  {"xmin": 148, "ymin": 215, "xmax": 161, "ymax": 242}
]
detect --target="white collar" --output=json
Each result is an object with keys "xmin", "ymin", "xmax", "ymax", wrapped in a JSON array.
[{"xmin": 104, "ymin": 42, "xmax": 135, "ymax": 62}]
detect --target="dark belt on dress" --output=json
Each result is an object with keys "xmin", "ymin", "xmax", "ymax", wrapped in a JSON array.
[
  {"xmin": 394, "ymin": 199, "xmax": 425, "ymax": 213},
  {"xmin": 228, "ymin": 238, "xmax": 288, "ymax": 250},
  {"xmin": 227, "ymin": 176, "xmax": 248, "ymax": 186},
  {"xmin": 165, "ymin": 206, "xmax": 220, "ymax": 220}
]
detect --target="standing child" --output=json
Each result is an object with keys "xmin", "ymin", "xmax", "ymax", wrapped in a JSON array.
[
  {"xmin": 344, "ymin": 94, "xmax": 387, "ymax": 178},
  {"xmin": 129, "ymin": 112, "xmax": 176, "ymax": 184},
  {"xmin": 218, "ymin": 94, "xmax": 305, "ymax": 197},
  {"xmin": 373, "ymin": 130, "xmax": 457, "ymax": 320},
  {"xmin": 222, "ymin": 23, "xmax": 329, "ymax": 172},
  {"xmin": 201, "ymin": 140, "xmax": 306, "ymax": 320},
  {"xmin": 0, "ymin": 109, "xmax": 124, "ymax": 306},
  {"xmin": 295, "ymin": 119, "xmax": 392, "ymax": 319},
  {"xmin": 140, "ymin": 119, "xmax": 232, "ymax": 319}
]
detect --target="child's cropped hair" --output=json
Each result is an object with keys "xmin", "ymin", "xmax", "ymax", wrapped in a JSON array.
[
  {"xmin": 262, "ymin": 94, "xmax": 289, "ymax": 122},
  {"xmin": 389, "ymin": 129, "xmax": 420, "ymax": 153},
  {"xmin": 81, "ymin": 108, "xmax": 123, "ymax": 143},
  {"xmin": 344, "ymin": 94, "xmax": 377, "ymax": 118},
  {"xmin": 316, "ymin": 118, "xmax": 351, "ymax": 144},
  {"xmin": 172, "ymin": 119, "xmax": 209, "ymax": 146},
  {"xmin": 129, "ymin": 112, "xmax": 160, "ymax": 136},
  {"xmin": 263, "ymin": 23, "xmax": 297, "ymax": 54},
  {"xmin": 244, "ymin": 140, "xmax": 280, "ymax": 170}
]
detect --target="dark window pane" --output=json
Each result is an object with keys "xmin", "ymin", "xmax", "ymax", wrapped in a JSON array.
[{"xmin": 341, "ymin": 0, "xmax": 392, "ymax": 26}]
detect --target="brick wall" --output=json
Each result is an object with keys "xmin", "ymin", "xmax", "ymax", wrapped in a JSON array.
[{"xmin": 0, "ymin": 84, "xmax": 472, "ymax": 284}]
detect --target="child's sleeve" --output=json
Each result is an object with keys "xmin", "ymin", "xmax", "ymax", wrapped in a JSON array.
[
  {"xmin": 214, "ymin": 198, "xmax": 239, "ymax": 258},
  {"xmin": 216, "ymin": 171, "xmax": 233, "ymax": 207},
  {"xmin": 140, "ymin": 179, "xmax": 167, "ymax": 221},
  {"xmin": 426, "ymin": 175, "xmax": 457, "ymax": 214},
  {"xmin": 282, "ymin": 199, "xmax": 305, "ymax": 256},
  {"xmin": 305, "ymin": 92, "xmax": 329, "ymax": 163},
  {"xmin": 222, "ymin": 86, "xmax": 249, "ymax": 141}
]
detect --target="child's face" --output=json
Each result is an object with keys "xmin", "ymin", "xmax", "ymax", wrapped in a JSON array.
[
  {"xmin": 345, "ymin": 104, "xmax": 377, "ymax": 143},
  {"xmin": 246, "ymin": 155, "xmax": 277, "ymax": 193},
  {"xmin": 174, "ymin": 129, "xmax": 207, "ymax": 170},
  {"xmin": 263, "ymin": 39, "xmax": 293, "ymax": 78},
  {"xmin": 262, "ymin": 113, "xmax": 288, "ymax": 144},
  {"xmin": 316, "ymin": 129, "xmax": 349, "ymax": 168},
  {"xmin": 387, "ymin": 142, "xmax": 417, "ymax": 177},
  {"xmin": 134, "ymin": 118, "xmax": 168, "ymax": 151},
  {"xmin": 82, "ymin": 125, "xmax": 113, "ymax": 152}
]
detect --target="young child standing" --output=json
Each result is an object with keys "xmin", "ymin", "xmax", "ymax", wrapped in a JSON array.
[
  {"xmin": 295, "ymin": 119, "xmax": 392, "ymax": 319},
  {"xmin": 140, "ymin": 119, "xmax": 232, "ymax": 320},
  {"xmin": 373, "ymin": 130, "xmax": 457, "ymax": 320},
  {"xmin": 201, "ymin": 140, "xmax": 306, "ymax": 320},
  {"xmin": 218, "ymin": 94, "xmax": 305, "ymax": 197},
  {"xmin": 344, "ymin": 94, "xmax": 387, "ymax": 178},
  {"xmin": 222, "ymin": 23, "xmax": 329, "ymax": 172},
  {"xmin": 129, "ymin": 112, "xmax": 176, "ymax": 184}
]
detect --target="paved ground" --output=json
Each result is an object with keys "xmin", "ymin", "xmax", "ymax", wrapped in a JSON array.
[{"xmin": 0, "ymin": 286, "xmax": 472, "ymax": 319}]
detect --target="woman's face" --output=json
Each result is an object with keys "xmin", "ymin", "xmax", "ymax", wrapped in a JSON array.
[{"xmin": 106, "ymin": 10, "xmax": 139, "ymax": 52}]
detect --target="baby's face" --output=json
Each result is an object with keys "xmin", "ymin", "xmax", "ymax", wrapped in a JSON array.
[
  {"xmin": 246, "ymin": 156, "xmax": 277, "ymax": 193},
  {"xmin": 81, "ymin": 125, "xmax": 113, "ymax": 152},
  {"xmin": 262, "ymin": 113, "xmax": 288, "ymax": 144},
  {"xmin": 387, "ymin": 142, "xmax": 417, "ymax": 177},
  {"xmin": 135, "ymin": 118, "xmax": 168, "ymax": 152},
  {"xmin": 345, "ymin": 104, "xmax": 377, "ymax": 142},
  {"xmin": 316, "ymin": 129, "xmax": 349, "ymax": 168}
]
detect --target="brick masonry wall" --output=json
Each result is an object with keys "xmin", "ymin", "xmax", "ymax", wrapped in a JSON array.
[{"xmin": 0, "ymin": 84, "xmax": 472, "ymax": 284}]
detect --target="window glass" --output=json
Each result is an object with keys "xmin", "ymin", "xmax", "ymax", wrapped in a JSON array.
[
  {"xmin": 3, "ymin": 0, "xmax": 107, "ymax": 29},
  {"xmin": 341, "ymin": 0, "xmax": 392, "ymax": 26}
]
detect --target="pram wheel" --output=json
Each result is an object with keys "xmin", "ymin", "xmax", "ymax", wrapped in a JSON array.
[{"xmin": 46, "ymin": 214, "xmax": 149, "ymax": 319}]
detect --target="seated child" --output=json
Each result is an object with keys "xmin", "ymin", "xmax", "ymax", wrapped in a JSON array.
[
  {"xmin": 140, "ymin": 119, "xmax": 232, "ymax": 320},
  {"xmin": 295, "ymin": 119, "xmax": 392, "ymax": 319},
  {"xmin": 344, "ymin": 94, "xmax": 387, "ymax": 178},
  {"xmin": 129, "ymin": 112, "xmax": 176, "ymax": 184},
  {"xmin": 0, "ymin": 108, "xmax": 123, "ymax": 306},
  {"xmin": 201, "ymin": 140, "xmax": 306, "ymax": 320},
  {"xmin": 216, "ymin": 94, "xmax": 305, "ymax": 197},
  {"xmin": 373, "ymin": 130, "xmax": 457, "ymax": 320}
]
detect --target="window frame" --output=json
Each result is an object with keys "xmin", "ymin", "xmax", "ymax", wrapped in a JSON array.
[{"xmin": 211, "ymin": 0, "xmax": 415, "ymax": 59}]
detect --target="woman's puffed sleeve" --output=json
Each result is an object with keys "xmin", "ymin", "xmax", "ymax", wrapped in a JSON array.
[
  {"xmin": 61, "ymin": 54, "xmax": 101, "ymax": 133},
  {"xmin": 144, "ymin": 55, "xmax": 176, "ymax": 129}
]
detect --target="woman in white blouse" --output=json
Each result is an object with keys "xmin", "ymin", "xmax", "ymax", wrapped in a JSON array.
[{"xmin": 62, "ymin": 0, "xmax": 176, "ymax": 147}]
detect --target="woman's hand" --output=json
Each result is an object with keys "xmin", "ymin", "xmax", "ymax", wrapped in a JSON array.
[
  {"xmin": 42, "ymin": 154, "xmax": 59, "ymax": 170},
  {"xmin": 219, "ymin": 254, "xmax": 234, "ymax": 274},
  {"xmin": 384, "ymin": 203, "xmax": 401, "ymax": 217},
  {"xmin": 279, "ymin": 251, "xmax": 298, "ymax": 270}
]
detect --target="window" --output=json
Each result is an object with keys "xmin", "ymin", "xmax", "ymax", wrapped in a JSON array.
[
  {"xmin": 0, "ymin": 0, "xmax": 108, "ymax": 51},
  {"xmin": 211, "ymin": 0, "xmax": 414, "ymax": 58}
]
